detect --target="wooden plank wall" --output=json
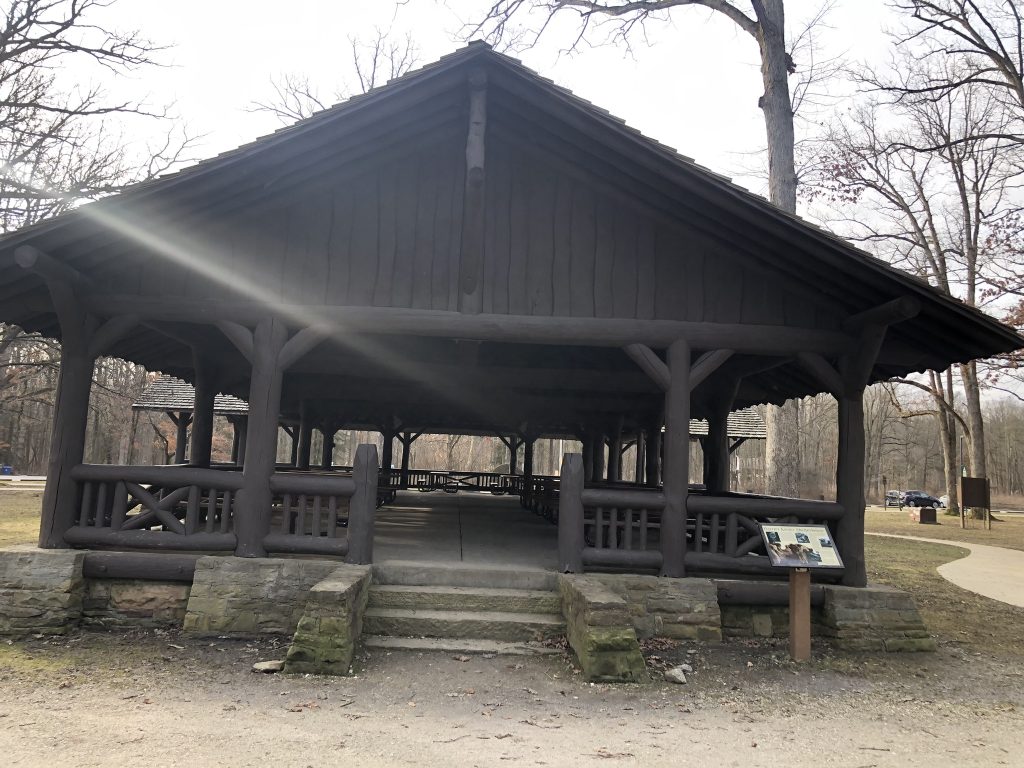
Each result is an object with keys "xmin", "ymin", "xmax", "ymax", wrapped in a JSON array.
[{"xmin": 89, "ymin": 126, "xmax": 838, "ymax": 332}]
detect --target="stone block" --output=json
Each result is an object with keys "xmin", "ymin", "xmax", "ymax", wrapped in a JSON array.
[
  {"xmin": 751, "ymin": 613, "xmax": 774, "ymax": 638},
  {"xmin": 0, "ymin": 548, "xmax": 85, "ymax": 637}
]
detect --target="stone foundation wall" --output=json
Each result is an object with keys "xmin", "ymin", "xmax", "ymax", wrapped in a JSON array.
[
  {"xmin": 586, "ymin": 574, "xmax": 722, "ymax": 642},
  {"xmin": 821, "ymin": 584, "xmax": 936, "ymax": 652},
  {"xmin": 183, "ymin": 556, "xmax": 341, "ymax": 636},
  {"xmin": 559, "ymin": 575, "xmax": 646, "ymax": 683},
  {"xmin": 83, "ymin": 579, "xmax": 191, "ymax": 628},
  {"xmin": 0, "ymin": 547, "xmax": 84, "ymax": 637},
  {"xmin": 285, "ymin": 565, "xmax": 372, "ymax": 676}
]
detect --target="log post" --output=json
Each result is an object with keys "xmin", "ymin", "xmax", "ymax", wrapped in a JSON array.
[
  {"xmin": 321, "ymin": 424, "xmax": 336, "ymax": 469},
  {"xmin": 592, "ymin": 433, "xmax": 606, "ymax": 483},
  {"xmin": 661, "ymin": 338, "xmax": 691, "ymax": 577},
  {"xmin": 558, "ymin": 453, "xmax": 585, "ymax": 573},
  {"xmin": 381, "ymin": 428, "xmax": 395, "ymax": 472},
  {"xmin": 234, "ymin": 417, "xmax": 248, "ymax": 465},
  {"xmin": 508, "ymin": 435, "xmax": 521, "ymax": 475},
  {"xmin": 346, "ymin": 443, "xmax": 378, "ymax": 565},
  {"xmin": 236, "ymin": 318, "xmax": 287, "ymax": 557},
  {"xmin": 607, "ymin": 415, "xmax": 623, "ymax": 482},
  {"xmin": 634, "ymin": 431, "xmax": 646, "ymax": 486},
  {"xmin": 645, "ymin": 418, "xmax": 662, "ymax": 487},
  {"xmin": 171, "ymin": 412, "xmax": 191, "ymax": 465},
  {"xmin": 38, "ymin": 333, "xmax": 96, "ymax": 547},
  {"xmin": 189, "ymin": 353, "xmax": 219, "ymax": 468},
  {"xmin": 704, "ymin": 380, "xmax": 739, "ymax": 494},
  {"xmin": 581, "ymin": 437, "xmax": 594, "ymax": 484},
  {"xmin": 288, "ymin": 425, "xmax": 299, "ymax": 467},
  {"xmin": 524, "ymin": 437, "xmax": 535, "ymax": 489},
  {"xmin": 296, "ymin": 401, "xmax": 313, "ymax": 470},
  {"xmin": 835, "ymin": 383, "xmax": 867, "ymax": 586}
]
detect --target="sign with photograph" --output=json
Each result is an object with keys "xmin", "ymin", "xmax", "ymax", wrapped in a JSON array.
[{"xmin": 759, "ymin": 523, "xmax": 844, "ymax": 569}]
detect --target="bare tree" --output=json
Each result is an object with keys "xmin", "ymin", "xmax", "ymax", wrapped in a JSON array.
[
  {"xmin": 469, "ymin": 0, "xmax": 822, "ymax": 496},
  {"xmin": 251, "ymin": 30, "xmax": 421, "ymax": 124},
  {"xmin": 806, "ymin": 63, "xmax": 1023, "ymax": 514}
]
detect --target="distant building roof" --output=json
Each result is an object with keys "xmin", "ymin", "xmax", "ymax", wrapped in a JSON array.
[
  {"xmin": 133, "ymin": 374, "xmax": 249, "ymax": 416},
  {"xmin": 689, "ymin": 408, "xmax": 765, "ymax": 440}
]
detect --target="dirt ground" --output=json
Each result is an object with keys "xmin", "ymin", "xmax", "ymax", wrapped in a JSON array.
[{"xmin": 1, "ymin": 627, "xmax": 1021, "ymax": 767}]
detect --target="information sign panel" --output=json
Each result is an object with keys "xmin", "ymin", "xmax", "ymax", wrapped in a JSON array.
[{"xmin": 759, "ymin": 523, "xmax": 844, "ymax": 569}]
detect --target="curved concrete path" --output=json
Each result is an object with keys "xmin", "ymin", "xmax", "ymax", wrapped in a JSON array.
[{"xmin": 867, "ymin": 532, "xmax": 1024, "ymax": 608}]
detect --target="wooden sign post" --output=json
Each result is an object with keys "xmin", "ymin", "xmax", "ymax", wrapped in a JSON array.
[
  {"xmin": 760, "ymin": 523, "xmax": 845, "ymax": 662},
  {"xmin": 789, "ymin": 567, "xmax": 811, "ymax": 662}
]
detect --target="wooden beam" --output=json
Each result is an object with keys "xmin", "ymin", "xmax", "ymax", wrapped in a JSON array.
[
  {"xmin": 842, "ymin": 296, "xmax": 921, "ymax": 333},
  {"xmin": 661, "ymin": 337, "xmax": 690, "ymax": 577},
  {"xmin": 689, "ymin": 349, "xmax": 734, "ymax": 391},
  {"xmin": 623, "ymin": 343, "xmax": 670, "ymax": 391},
  {"xmin": 84, "ymin": 296, "xmax": 854, "ymax": 354},
  {"xmin": 216, "ymin": 320, "xmax": 254, "ymax": 362},
  {"xmin": 88, "ymin": 314, "xmax": 140, "ymax": 359},
  {"xmin": 279, "ymin": 325, "xmax": 330, "ymax": 370},
  {"xmin": 458, "ymin": 69, "xmax": 487, "ymax": 314},
  {"xmin": 795, "ymin": 352, "xmax": 843, "ymax": 398},
  {"xmin": 14, "ymin": 245, "xmax": 90, "ymax": 288}
]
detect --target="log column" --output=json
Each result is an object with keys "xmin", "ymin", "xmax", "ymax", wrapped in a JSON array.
[
  {"xmin": 634, "ymin": 431, "xmax": 646, "ymax": 486},
  {"xmin": 381, "ymin": 428, "xmax": 395, "ymax": 472},
  {"xmin": 523, "ymin": 437, "xmax": 535, "ymax": 485},
  {"xmin": 399, "ymin": 431, "xmax": 419, "ymax": 486},
  {"xmin": 38, "ymin": 333, "xmax": 95, "ymax": 547},
  {"xmin": 321, "ymin": 423, "xmax": 336, "ymax": 469},
  {"xmin": 235, "ymin": 318, "xmax": 288, "ymax": 557},
  {"xmin": 703, "ymin": 381, "xmax": 739, "ymax": 494},
  {"xmin": 230, "ymin": 416, "xmax": 248, "ymax": 465},
  {"xmin": 607, "ymin": 416, "xmax": 623, "ymax": 482},
  {"xmin": 581, "ymin": 436, "xmax": 594, "ymax": 484},
  {"xmin": 296, "ymin": 401, "xmax": 313, "ymax": 470},
  {"xmin": 661, "ymin": 338, "xmax": 691, "ymax": 578},
  {"xmin": 189, "ymin": 354, "xmax": 219, "ymax": 468},
  {"xmin": 16, "ymin": 246, "xmax": 138, "ymax": 548},
  {"xmin": 170, "ymin": 412, "xmax": 191, "ymax": 464},
  {"xmin": 591, "ymin": 433, "xmax": 606, "ymax": 483}
]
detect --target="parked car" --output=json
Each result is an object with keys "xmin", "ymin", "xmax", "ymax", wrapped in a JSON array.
[
  {"xmin": 902, "ymin": 490, "xmax": 942, "ymax": 508},
  {"xmin": 884, "ymin": 490, "xmax": 903, "ymax": 507}
]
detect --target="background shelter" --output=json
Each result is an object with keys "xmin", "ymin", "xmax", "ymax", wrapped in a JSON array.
[{"xmin": 0, "ymin": 43, "xmax": 1020, "ymax": 585}]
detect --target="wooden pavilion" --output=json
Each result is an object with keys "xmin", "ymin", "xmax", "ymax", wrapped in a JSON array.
[{"xmin": 0, "ymin": 43, "xmax": 1020, "ymax": 588}]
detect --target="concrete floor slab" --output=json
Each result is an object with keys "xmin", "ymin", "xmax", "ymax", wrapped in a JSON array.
[{"xmin": 373, "ymin": 492, "xmax": 558, "ymax": 570}]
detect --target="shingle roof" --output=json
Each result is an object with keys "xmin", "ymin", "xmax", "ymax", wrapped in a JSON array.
[
  {"xmin": 689, "ymin": 408, "xmax": 766, "ymax": 440},
  {"xmin": 133, "ymin": 374, "xmax": 249, "ymax": 416}
]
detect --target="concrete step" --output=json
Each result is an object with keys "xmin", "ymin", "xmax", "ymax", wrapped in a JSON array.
[
  {"xmin": 373, "ymin": 561, "xmax": 558, "ymax": 591},
  {"xmin": 368, "ymin": 584, "xmax": 562, "ymax": 614},
  {"xmin": 363, "ymin": 636, "xmax": 562, "ymax": 656},
  {"xmin": 362, "ymin": 607, "xmax": 566, "ymax": 642}
]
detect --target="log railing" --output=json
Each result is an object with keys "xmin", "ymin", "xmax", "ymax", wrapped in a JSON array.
[
  {"xmin": 264, "ymin": 444, "xmax": 378, "ymax": 562},
  {"xmin": 684, "ymin": 493, "xmax": 845, "ymax": 576},
  {"xmin": 65, "ymin": 464, "xmax": 242, "ymax": 551},
  {"xmin": 557, "ymin": 453, "xmax": 847, "ymax": 577}
]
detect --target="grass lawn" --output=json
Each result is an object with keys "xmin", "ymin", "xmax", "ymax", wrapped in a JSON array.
[
  {"xmin": 866, "ymin": 535, "xmax": 1024, "ymax": 657},
  {"xmin": 0, "ymin": 490, "xmax": 42, "ymax": 547},
  {"xmin": 865, "ymin": 504, "xmax": 1024, "ymax": 552}
]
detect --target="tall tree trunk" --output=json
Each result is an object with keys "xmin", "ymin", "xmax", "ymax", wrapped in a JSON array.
[
  {"xmin": 959, "ymin": 360, "xmax": 987, "ymax": 518},
  {"xmin": 756, "ymin": 0, "xmax": 801, "ymax": 497}
]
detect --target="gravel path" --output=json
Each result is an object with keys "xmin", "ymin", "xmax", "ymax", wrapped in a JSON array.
[{"xmin": 1, "ymin": 631, "xmax": 1020, "ymax": 767}]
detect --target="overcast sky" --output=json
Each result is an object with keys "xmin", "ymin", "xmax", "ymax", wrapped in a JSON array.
[{"xmin": 93, "ymin": 0, "xmax": 897, "ymax": 199}]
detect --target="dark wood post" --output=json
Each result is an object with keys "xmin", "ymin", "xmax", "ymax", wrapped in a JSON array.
[
  {"xmin": 592, "ymin": 433, "xmax": 606, "ymax": 483},
  {"xmin": 558, "ymin": 453, "xmax": 585, "ymax": 573},
  {"xmin": 634, "ymin": 431, "xmax": 646, "ymax": 486},
  {"xmin": 38, "ymin": 337, "xmax": 95, "ymax": 547},
  {"xmin": 704, "ymin": 381, "xmax": 739, "ymax": 494},
  {"xmin": 288, "ymin": 425, "xmax": 299, "ymax": 467},
  {"xmin": 296, "ymin": 401, "xmax": 313, "ymax": 470},
  {"xmin": 171, "ymin": 412, "xmax": 191, "ymax": 464},
  {"xmin": 509, "ymin": 435, "xmax": 520, "ymax": 475},
  {"xmin": 321, "ymin": 424, "xmax": 336, "ymax": 469},
  {"xmin": 189, "ymin": 353, "xmax": 218, "ymax": 468},
  {"xmin": 836, "ymin": 386, "xmax": 867, "ymax": 586},
  {"xmin": 645, "ymin": 424, "xmax": 661, "ymax": 487},
  {"xmin": 236, "ymin": 318, "xmax": 287, "ymax": 557},
  {"xmin": 581, "ymin": 437, "xmax": 594, "ymax": 484},
  {"xmin": 399, "ymin": 432, "xmax": 415, "ymax": 486},
  {"xmin": 524, "ymin": 437, "xmax": 535, "ymax": 491},
  {"xmin": 381, "ymin": 428, "xmax": 395, "ymax": 471},
  {"xmin": 607, "ymin": 416, "xmax": 623, "ymax": 482},
  {"xmin": 234, "ymin": 417, "xmax": 247, "ymax": 465},
  {"xmin": 661, "ymin": 338, "xmax": 691, "ymax": 577},
  {"xmin": 346, "ymin": 443, "xmax": 378, "ymax": 565}
]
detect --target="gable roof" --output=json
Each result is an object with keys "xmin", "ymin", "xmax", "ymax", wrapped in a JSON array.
[
  {"xmin": 0, "ymin": 42, "xmax": 1019, "ymax": 401},
  {"xmin": 132, "ymin": 374, "xmax": 249, "ymax": 416}
]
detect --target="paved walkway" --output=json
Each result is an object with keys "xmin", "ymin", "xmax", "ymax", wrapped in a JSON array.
[{"xmin": 867, "ymin": 532, "xmax": 1024, "ymax": 608}]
